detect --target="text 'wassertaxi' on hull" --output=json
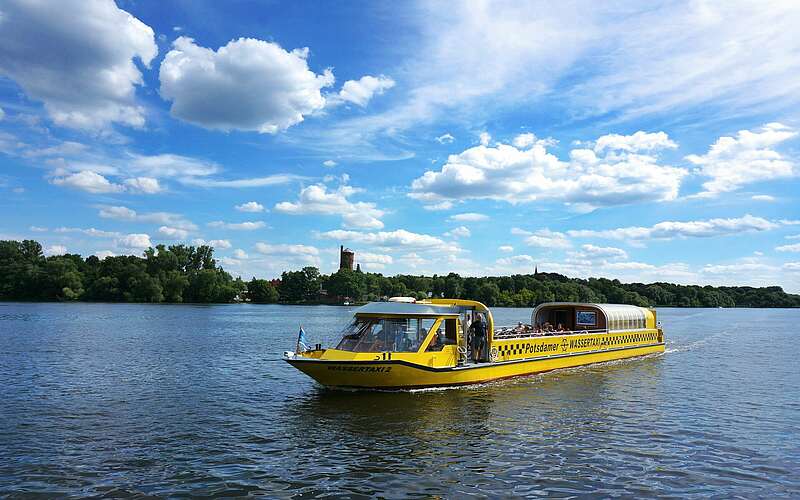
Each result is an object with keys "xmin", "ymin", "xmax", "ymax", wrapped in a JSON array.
[{"xmin": 284, "ymin": 299, "xmax": 665, "ymax": 389}]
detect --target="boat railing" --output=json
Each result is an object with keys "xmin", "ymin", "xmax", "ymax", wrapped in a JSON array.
[{"xmin": 492, "ymin": 325, "xmax": 608, "ymax": 339}]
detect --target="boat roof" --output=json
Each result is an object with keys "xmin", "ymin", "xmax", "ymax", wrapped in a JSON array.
[{"xmin": 355, "ymin": 301, "xmax": 463, "ymax": 317}]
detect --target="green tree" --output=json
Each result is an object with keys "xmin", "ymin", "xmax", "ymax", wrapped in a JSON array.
[
  {"xmin": 279, "ymin": 267, "xmax": 321, "ymax": 303},
  {"xmin": 326, "ymin": 269, "xmax": 365, "ymax": 301},
  {"xmin": 474, "ymin": 282, "xmax": 501, "ymax": 306},
  {"xmin": 248, "ymin": 278, "xmax": 279, "ymax": 303}
]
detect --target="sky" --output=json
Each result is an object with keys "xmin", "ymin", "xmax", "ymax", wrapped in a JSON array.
[{"xmin": 1, "ymin": 0, "xmax": 799, "ymax": 292}]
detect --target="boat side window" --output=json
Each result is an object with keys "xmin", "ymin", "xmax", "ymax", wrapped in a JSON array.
[
  {"xmin": 400, "ymin": 318, "xmax": 436, "ymax": 352},
  {"xmin": 336, "ymin": 318, "xmax": 375, "ymax": 351}
]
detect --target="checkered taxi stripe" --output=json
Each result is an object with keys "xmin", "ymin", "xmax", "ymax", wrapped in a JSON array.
[{"xmin": 494, "ymin": 331, "xmax": 660, "ymax": 361}]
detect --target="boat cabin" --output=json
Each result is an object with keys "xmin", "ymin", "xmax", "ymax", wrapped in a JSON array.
[
  {"xmin": 330, "ymin": 298, "xmax": 493, "ymax": 365},
  {"xmin": 531, "ymin": 302, "xmax": 654, "ymax": 333},
  {"xmin": 335, "ymin": 301, "xmax": 462, "ymax": 353},
  {"xmin": 336, "ymin": 299, "xmax": 490, "ymax": 353}
]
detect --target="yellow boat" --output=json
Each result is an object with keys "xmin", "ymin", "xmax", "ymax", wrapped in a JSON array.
[{"xmin": 284, "ymin": 298, "xmax": 665, "ymax": 389}]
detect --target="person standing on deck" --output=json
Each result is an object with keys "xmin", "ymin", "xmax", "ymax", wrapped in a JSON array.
[{"xmin": 469, "ymin": 314, "xmax": 487, "ymax": 363}]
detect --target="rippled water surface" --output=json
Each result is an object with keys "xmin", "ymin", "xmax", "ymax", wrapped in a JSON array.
[{"xmin": 1, "ymin": 303, "xmax": 799, "ymax": 498}]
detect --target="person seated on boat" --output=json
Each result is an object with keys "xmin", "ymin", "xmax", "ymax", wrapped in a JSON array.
[
  {"xmin": 556, "ymin": 323, "xmax": 565, "ymax": 332},
  {"xmin": 427, "ymin": 328, "xmax": 445, "ymax": 351},
  {"xmin": 365, "ymin": 324, "xmax": 385, "ymax": 351}
]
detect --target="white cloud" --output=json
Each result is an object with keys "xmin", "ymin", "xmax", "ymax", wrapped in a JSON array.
[
  {"xmin": 436, "ymin": 133, "xmax": 455, "ymax": 144},
  {"xmin": 701, "ymin": 261, "xmax": 778, "ymax": 275},
  {"xmin": 688, "ymin": 123, "xmax": 797, "ymax": 197},
  {"xmin": 397, "ymin": 252, "xmax": 429, "ymax": 269},
  {"xmin": 207, "ymin": 221, "xmax": 266, "ymax": 231},
  {"xmin": 275, "ymin": 184, "xmax": 384, "ymax": 229},
  {"xmin": 301, "ymin": 2, "xmax": 800, "ymax": 161},
  {"xmin": 116, "ymin": 233, "xmax": 152, "ymax": 249},
  {"xmin": 44, "ymin": 245, "xmax": 67, "ymax": 256},
  {"xmin": 444, "ymin": 226, "xmax": 471, "ymax": 238},
  {"xmin": 98, "ymin": 205, "xmax": 196, "ymax": 230},
  {"xmin": 602, "ymin": 261, "xmax": 657, "ymax": 271},
  {"xmin": 496, "ymin": 254, "xmax": 535, "ymax": 267},
  {"xmin": 99, "ymin": 206, "xmax": 137, "ymax": 220},
  {"xmin": 776, "ymin": 243, "xmax": 800, "ymax": 253},
  {"xmin": 22, "ymin": 141, "xmax": 88, "ymax": 159},
  {"xmin": 235, "ymin": 201, "xmax": 265, "ymax": 213},
  {"xmin": 423, "ymin": 201, "xmax": 454, "ymax": 211},
  {"xmin": 568, "ymin": 214, "xmax": 779, "ymax": 241},
  {"xmin": 573, "ymin": 244, "xmax": 628, "ymax": 261},
  {"xmin": 479, "ymin": 132, "xmax": 491, "ymax": 146},
  {"xmin": 233, "ymin": 249, "xmax": 249, "ymax": 259},
  {"xmin": 54, "ymin": 227, "xmax": 120, "ymax": 238},
  {"xmin": 157, "ymin": 226, "xmax": 188, "ymax": 240},
  {"xmin": 124, "ymin": 177, "xmax": 162, "ymax": 194},
  {"xmin": 94, "ymin": 250, "xmax": 115, "ymax": 259},
  {"xmin": 30, "ymin": 226, "xmax": 48, "ymax": 232},
  {"xmin": 784, "ymin": 262, "xmax": 800, "ymax": 271},
  {"xmin": 181, "ymin": 173, "xmax": 305, "ymax": 188},
  {"xmin": 333, "ymin": 75, "xmax": 395, "ymax": 107},
  {"xmin": 50, "ymin": 169, "xmax": 162, "ymax": 195},
  {"xmin": 0, "ymin": 0, "xmax": 157, "ymax": 130},
  {"xmin": 159, "ymin": 36, "xmax": 334, "ymax": 133},
  {"xmin": 594, "ymin": 131, "xmax": 677, "ymax": 153},
  {"xmin": 411, "ymin": 132, "xmax": 686, "ymax": 210},
  {"xmin": 318, "ymin": 229, "xmax": 449, "ymax": 250},
  {"xmin": 192, "ymin": 238, "xmax": 231, "ymax": 249},
  {"xmin": 449, "ymin": 212, "xmax": 488, "ymax": 222},
  {"xmin": 254, "ymin": 242, "xmax": 319, "ymax": 255},
  {"xmin": 512, "ymin": 133, "xmax": 537, "ymax": 149},
  {"xmin": 570, "ymin": 3, "xmax": 800, "ymax": 121},
  {"xmin": 358, "ymin": 252, "xmax": 394, "ymax": 265},
  {"xmin": 498, "ymin": 245, "xmax": 514, "ymax": 253},
  {"xmin": 126, "ymin": 153, "xmax": 219, "ymax": 179},
  {"xmin": 51, "ymin": 170, "xmax": 125, "ymax": 194},
  {"xmin": 323, "ymin": 160, "xmax": 337, "ymax": 167},
  {"xmin": 513, "ymin": 227, "xmax": 571, "ymax": 249},
  {"xmin": 751, "ymin": 194, "xmax": 777, "ymax": 202}
]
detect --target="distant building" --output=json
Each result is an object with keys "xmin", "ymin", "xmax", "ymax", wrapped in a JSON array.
[{"xmin": 339, "ymin": 245, "xmax": 355, "ymax": 271}]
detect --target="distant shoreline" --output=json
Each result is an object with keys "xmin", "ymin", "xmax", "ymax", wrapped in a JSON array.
[
  {"xmin": 1, "ymin": 300, "xmax": 797, "ymax": 309},
  {"xmin": 3, "ymin": 239, "xmax": 799, "ymax": 308}
]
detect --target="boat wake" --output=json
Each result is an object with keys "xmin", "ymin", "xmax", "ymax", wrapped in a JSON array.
[{"xmin": 664, "ymin": 330, "xmax": 726, "ymax": 354}]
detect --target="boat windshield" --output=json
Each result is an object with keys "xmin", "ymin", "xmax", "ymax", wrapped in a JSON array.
[{"xmin": 336, "ymin": 317, "xmax": 437, "ymax": 352}]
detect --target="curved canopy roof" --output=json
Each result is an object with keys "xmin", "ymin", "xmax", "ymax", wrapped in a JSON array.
[
  {"xmin": 355, "ymin": 301, "xmax": 462, "ymax": 317},
  {"xmin": 532, "ymin": 302, "xmax": 651, "ymax": 330}
]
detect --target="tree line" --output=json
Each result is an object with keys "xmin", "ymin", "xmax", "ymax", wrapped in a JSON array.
[{"xmin": 2, "ymin": 239, "xmax": 798, "ymax": 308}]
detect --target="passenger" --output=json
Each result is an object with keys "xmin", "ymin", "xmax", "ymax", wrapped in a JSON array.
[
  {"xmin": 557, "ymin": 323, "xmax": 565, "ymax": 332},
  {"xmin": 469, "ymin": 314, "xmax": 488, "ymax": 364},
  {"xmin": 427, "ymin": 328, "xmax": 443, "ymax": 351}
]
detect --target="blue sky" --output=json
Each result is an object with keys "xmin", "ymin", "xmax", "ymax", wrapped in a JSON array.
[{"xmin": 1, "ymin": 0, "xmax": 799, "ymax": 292}]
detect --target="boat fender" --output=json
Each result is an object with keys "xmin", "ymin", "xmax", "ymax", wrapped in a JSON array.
[{"xmin": 283, "ymin": 351, "xmax": 295, "ymax": 359}]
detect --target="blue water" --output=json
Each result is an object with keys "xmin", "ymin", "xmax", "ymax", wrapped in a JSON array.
[{"xmin": 1, "ymin": 303, "xmax": 798, "ymax": 497}]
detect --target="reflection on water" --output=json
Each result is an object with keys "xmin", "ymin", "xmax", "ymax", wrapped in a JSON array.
[{"xmin": 1, "ymin": 303, "xmax": 799, "ymax": 497}]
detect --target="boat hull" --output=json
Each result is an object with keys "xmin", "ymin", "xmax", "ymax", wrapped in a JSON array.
[{"xmin": 285, "ymin": 342, "xmax": 665, "ymax": 389}]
